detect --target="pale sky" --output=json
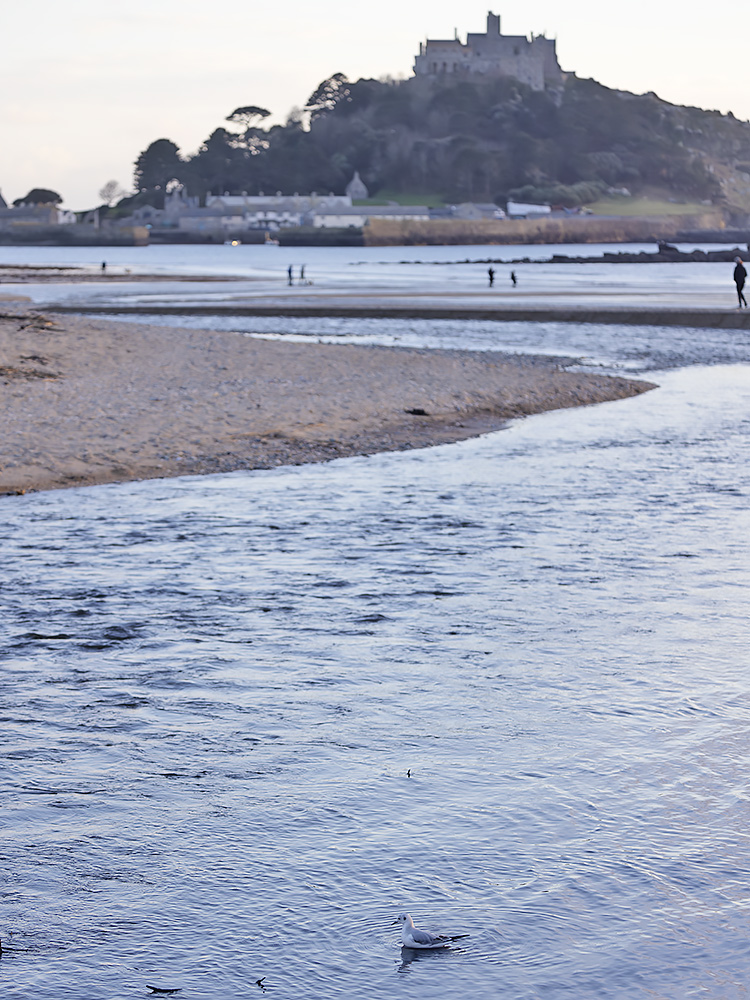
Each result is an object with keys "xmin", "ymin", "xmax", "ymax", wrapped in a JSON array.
[{"xmin": 2, "ymin": 0, "xmax": 748, "ymax": 210}]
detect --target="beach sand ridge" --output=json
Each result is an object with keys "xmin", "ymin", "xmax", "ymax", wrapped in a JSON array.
[{"xmin": 0, "ymin": 310, "xmax": 655, "ymax": 494}]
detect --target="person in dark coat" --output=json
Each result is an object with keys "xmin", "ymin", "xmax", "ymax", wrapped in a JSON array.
[
  {"xmin": 734, "ymin": 257, "xmax": 747, "ymax": 308},
  {"xmin": 488, "ymin": 267, "xmax": 495, "ymax": 287}
]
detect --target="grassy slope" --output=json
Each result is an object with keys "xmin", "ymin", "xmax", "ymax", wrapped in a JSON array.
[{"xmin": 586, "ymin": 197, "xmax": 713, "ymax": 217}]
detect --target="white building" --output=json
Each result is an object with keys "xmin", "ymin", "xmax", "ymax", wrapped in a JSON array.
[
  {"xmin": 205, "ymin": 192, "xmax": 352, "ymax": 230},
  {"xmin": 506, "ymin": 201, "xmax": 551, "ymax": 218},
  {"xmin": 121, "ymin": 183, "xmax": 434, "ymax": 235},
  {"xmin": 312, "ymin": 205, "xmax": 431, "ymax": 229}
]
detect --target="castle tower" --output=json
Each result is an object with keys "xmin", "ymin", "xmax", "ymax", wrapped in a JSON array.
[{"xmin": 414, "ymin": 11, "xmax": 563, "ymax": 91}]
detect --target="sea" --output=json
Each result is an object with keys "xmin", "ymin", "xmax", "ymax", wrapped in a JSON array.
[{"xmin": 2, "ymin": 244, "xmax": 750, "ymax": 999}]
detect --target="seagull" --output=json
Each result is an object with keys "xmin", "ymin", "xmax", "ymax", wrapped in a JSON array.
[{"xmin": 393, "ymin": 912, "xmax": 469, "ymax": 949}]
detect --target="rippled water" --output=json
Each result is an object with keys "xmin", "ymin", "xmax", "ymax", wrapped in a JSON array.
[
  {"xmin": 3, "ymin": 296, "xmax": 750, "ymax": 996},
  {"xmin": 100, "ymin": 311, "xmax": 750, "ymax": 376},
  {"xmin": 4, "ymin": 385, "xmax": 750, "ymax": 998}
]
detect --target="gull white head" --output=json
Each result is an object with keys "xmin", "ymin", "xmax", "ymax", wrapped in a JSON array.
[{"xmin": 394, "ymin": 912, "xmax": 423, "ymax": 947}]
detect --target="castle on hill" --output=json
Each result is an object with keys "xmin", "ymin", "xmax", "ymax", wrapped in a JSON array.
[{"xmin": 414, "ymin": 11, "xmax": 563, "ymax": 92}]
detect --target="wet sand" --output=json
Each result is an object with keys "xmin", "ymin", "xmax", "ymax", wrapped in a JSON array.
[
  {"xmin": 0, "ymin": 309, "xmax": 655, "ymax": 495},
  {"xmin": 63, "ymin": 300, "xmax": 750, "ymax": 329},
  {"xmin": 4, "ymin": 257, "xmax": 748, "ymax": 323},
  {"xmin": 0, "ymin": 263, "xmax": 236, "ymax": 283}
]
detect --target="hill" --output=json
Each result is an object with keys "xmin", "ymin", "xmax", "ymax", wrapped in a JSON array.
[{"xmin": 129, "ymin": 73, "xmax": 750, "ymax": 214}]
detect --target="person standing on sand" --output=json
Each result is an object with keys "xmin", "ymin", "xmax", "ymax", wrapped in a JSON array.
[
  {"xmin": 733, "ymin": 257, "xmax": 747, "ymax": 308},
  {"xmin": 510, "ymin": 270, "xmax": 517, "ymax": 287},
  {"xmin": 488, "ymin": 267, "xmax": 495, "ymax": 287},
  {"xmin": 287, "ymin": 265, "xmax": 293, "ymax": 286}
]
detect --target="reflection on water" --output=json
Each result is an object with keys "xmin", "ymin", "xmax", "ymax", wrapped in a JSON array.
[
  {"xmin": 3, "ymin": 352, "xmax": 750, "ymax": 998},
  {"xmin": 397, "ymin": 946, "xmax": 464, "ymax": 974}
]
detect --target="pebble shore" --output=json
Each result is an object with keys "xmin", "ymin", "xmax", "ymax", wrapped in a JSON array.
[{"xmin": 0, "ymin": 309, "xmax": 655, "ymax": 494}]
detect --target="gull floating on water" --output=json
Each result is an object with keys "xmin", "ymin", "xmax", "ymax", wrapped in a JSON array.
[{"xmin": 393, "ymin": 912, "xmax": 469, "ymax": 949}]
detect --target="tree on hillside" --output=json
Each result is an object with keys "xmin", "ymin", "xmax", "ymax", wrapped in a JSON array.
[
  {"xmin": 226, "ymin": 105, "xmax": 271, "ymax": 131},
  {"xmin": 13, "ymin": 188, "xmax": 62, "ymax": 205},
  {"xmin": 131, "ymin": 70, "xmax": 745, "ymax": 207},
  {"xmin": 285, "ymin": 106, "xmax": 306, "ymax": 129},
  {"xmin": 225, "ymin": 105, "xmax": 272, "ymax": 153},
  {"xmin": 253, "ymin": 123, "xmax": 332, "ymax": 194},
  {"xmin": 98, "ymin": 179, "xmax": 127, "ymax": 206},
  {"xmin": 134, "ymin": 138, "xmax": 183, "ymax": 192},
  {"xmin": 186, "ymin": 128, "xmax": 248, "ymax": 196},
  {"xmin": 305, "ymin": 73, "xmax": 352, "ymax": 124}
]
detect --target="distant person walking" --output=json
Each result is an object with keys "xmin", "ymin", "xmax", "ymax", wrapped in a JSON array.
[
  {"xmin": 300, "ymin": 265, "xmax": 306, "ymax": 282},
  {"xmin": 488, "ymin": 267, "xmax": 495, "ymax": 287},
  {"xmin": 734, "ymin": 257, "xmax": 747, "ymax": 308},
  {"xmin": 101, "ymin": 261, "xmax": 107, "ymax": 273},
  {"xmin": 287, "ymin": 264, "xmax": 294, "ymax": 286},
  {"xmin": 510, "ymin": 270, "xmax": 517, "ymax": 287}
]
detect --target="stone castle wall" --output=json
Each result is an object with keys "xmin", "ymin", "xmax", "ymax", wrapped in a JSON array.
[{"xmin": 414, "ymin": 12, "xmax": 562, "ymax": 91}]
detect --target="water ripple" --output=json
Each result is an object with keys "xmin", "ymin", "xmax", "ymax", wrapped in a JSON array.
[{"xmin": 1, "ymin": 365, "xmax": 750, "ymax": 997}]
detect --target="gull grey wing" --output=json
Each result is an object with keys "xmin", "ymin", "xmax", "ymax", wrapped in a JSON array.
[{"xmin": 411, "ymin": 927, "xmax": 438, "ymax": 945}]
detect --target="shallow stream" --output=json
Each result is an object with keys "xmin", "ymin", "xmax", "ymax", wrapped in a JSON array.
[{"xmin": 2, "ymin": 252, "xmax": 750, "ymax": 997}]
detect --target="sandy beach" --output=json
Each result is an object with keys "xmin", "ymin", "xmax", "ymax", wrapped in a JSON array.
[{"xmin": 0, "ymin": 307, "xmax": 654, "ymax": 495}]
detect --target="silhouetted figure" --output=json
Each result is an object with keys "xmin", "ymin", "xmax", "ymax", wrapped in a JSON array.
[
  {"xmin": 734, "ymin": 257, "xmax": 747, "ymax": 308},
  {"xmin": 510, "ymin": 270, "xmax": 517, "ymax": 287},
  {"xmin": 488, "ymin": 267, "xmax": 495, "ymax": 287},
  {"xmin": 300, "ymin": 265, "xmax": 306, "ymax": 282},
  {"xmin": 101, "ymin": 261, "xmax": 106, "ymax": 273},
  {"xmin": 287, "ymin": 265, "xmax": 293, "ymax": 286}
]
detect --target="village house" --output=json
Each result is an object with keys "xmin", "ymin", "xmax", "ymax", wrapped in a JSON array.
[
  {"xmin": 204, "ymin": 193, "xmax": 351, "ymax": 230},
  {"xmin": 0, "ymin": 192, "xmax": 76, "ymax": 229},
  {"xmin": 124, "ymin": 188, "xmax": 358, "ymax": 236},
  {"xmin": 110, "ymin": 182, "xmax": 513, "ymax": 238},
  {"xmin": 506, "ymin": 200, "xmax": 552, "ymax": 219},
  {"xmin": 313, "ymin": 205, "xmax": 431, "ymax": 229}
]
